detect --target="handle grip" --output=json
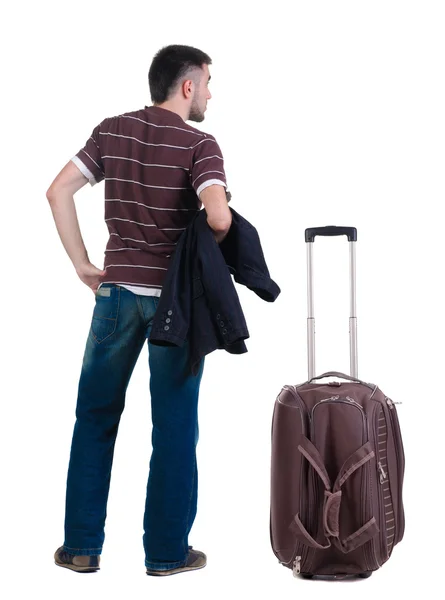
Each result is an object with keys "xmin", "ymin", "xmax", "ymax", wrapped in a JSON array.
[
  {"xmin": 306, "ymin": 371, "xmax": 374, "ymax": 390},
  {"xmin": 305, "ymin": 226, "xmax": 357, "ymax": 243}
]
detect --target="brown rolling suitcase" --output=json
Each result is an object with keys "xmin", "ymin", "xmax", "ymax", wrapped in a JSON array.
[{"xmin": 270, "ymin": 226, "xmax": 405, "ymax": 579}]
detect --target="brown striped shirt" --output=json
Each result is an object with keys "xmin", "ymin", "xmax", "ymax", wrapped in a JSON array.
[{"xmin": 71, "ymin": 105, "xmax": 229, "ymax": 296}]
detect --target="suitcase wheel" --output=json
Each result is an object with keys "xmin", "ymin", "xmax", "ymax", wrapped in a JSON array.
[{"xmin": 300, "ymin": 573, "xmax": 314, "ymax": 579}]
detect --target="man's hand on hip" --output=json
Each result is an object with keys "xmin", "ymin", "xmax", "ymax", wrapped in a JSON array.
[{"xmin": 76, "ymin": 262, "xmax": 108, "ymax": 294}]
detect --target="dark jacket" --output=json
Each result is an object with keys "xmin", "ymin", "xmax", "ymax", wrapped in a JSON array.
[{"xmin": 149, "ymin": 207, "xmax": 281, "ymax": 375}]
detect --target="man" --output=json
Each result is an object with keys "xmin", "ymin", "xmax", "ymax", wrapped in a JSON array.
[{"xmin": 47, "ymin": 44, "xmax": 232, "ymax": 576}]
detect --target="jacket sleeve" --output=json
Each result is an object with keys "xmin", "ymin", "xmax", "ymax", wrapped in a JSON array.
[
  {"xmin": 149, "ymin": 225, "xmax": 192, "ymax": 347},
  {"xmin": 218, "ymin": 211, "xmax": 281, "ymax": 302},
  {"xmin": 196, "ymin": 215, "xmax": 249, "ymax": 345}
]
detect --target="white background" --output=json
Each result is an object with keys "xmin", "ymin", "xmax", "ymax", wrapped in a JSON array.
[{"xmin": 2, "ymin": 1, "xmax": 444, "ymax": 598}]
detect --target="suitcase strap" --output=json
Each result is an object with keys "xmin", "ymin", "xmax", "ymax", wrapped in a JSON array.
[{"xmin": 289, "ymin": 436, "xmax": 379, "ymax": 553}]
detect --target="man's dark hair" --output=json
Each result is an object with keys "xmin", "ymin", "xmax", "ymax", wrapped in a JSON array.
[{"xmin": 148, "ymin": 44, "xmax": 212, "ymax": 104}]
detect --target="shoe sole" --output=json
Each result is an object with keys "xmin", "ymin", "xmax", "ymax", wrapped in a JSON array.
[
  {"xmin": 146, "ymin": 563, "xmax": 206, "ymax": 577},
  {"xmin": 55, "ymin": 561, "xmax": 100, "ymax": 573}
]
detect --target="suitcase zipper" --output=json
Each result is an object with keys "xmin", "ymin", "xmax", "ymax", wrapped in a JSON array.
[
  {"xmin": 386, "ymin": 398, "xmax": 402, "ymax": 405},
  {"xmin": 345, "ymin": 395, "xmax": 364, "ymax": 408},
  {"xmin": 385, "ymin": 396, "xmax": 405, "ymax": 544},
  {"xmin": 292, "ymin": 555, "xmax": 301, "ymax": 577},
  {"xmin": 281, "ymin": 386, "xmax": 311, "ymax": 573},
  {"xmin": 378, "ymin": 461, "xmax": 387, "ymax": 483},
  {"xmin": 316, "ymin": 394, "xmax": 340, "ymax": 403},
  {"xmin": 311, "ymin": 396, "xmax": 367, "ymax": 435},
  {"xmin": 372, "ymin": 403, "xmax": 387, "ymax": 569}
]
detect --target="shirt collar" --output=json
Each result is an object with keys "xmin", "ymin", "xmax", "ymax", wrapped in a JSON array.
[{"xmin": 144, "ymin": 105, "xmax": 185, "ymax": 123}]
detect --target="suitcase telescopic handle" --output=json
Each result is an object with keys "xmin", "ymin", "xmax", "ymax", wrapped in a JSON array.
[
  {"xmin": 305, "ymin": 226, "xmax": 358, "ymax": 380},
  {"xmin": 305, "ymin": 226, "xmax": 357, "ymax": 243}
]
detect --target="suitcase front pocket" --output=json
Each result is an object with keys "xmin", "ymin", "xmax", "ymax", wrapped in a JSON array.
[{"xmin": 289, "ymin": 434, "xmax": 379, "ymax": 560}]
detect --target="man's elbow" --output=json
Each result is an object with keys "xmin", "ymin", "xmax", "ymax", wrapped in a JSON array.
[
  {"xmin": 212, "ymin": 205, "xmax": 233, "ymax": 232},
  {"xmin": 207, "ymin": 214, "xmax": 232, "ymax": 233},
  {"xmin": 46, "ymin": 178, "xmax": 62, "ymax": 201},
  {"xmin": 46, "ymin": 186, "xmax": 56, "ymax": 202}
]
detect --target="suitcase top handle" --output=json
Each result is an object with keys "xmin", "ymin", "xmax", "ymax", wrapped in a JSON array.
[
  {"xmin": 303, "ymin": 371, "xmax": 375, "ymax": 391},
  {"xmin": 305, "ymin": 226, "xmax": 357, "ymax": 243}
]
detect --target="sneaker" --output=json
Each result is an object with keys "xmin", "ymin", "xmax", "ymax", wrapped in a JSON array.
[
  {"xmin": 54, "ymin": 546, "xmax": 100, "ymax": 573},
  {"xmin": 146, "ymin": 547, "xmax": 206, "ymax": 577}
]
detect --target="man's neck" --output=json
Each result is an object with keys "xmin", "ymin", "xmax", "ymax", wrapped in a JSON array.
[{"xmin": 153, "ymin": 102, "xmax": 188, "ymax": 122}]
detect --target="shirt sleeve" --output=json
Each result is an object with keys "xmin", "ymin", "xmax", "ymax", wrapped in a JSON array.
[
  {"xmin": 70, "ymin": 122, "xmax": 105, "ymax": 186},
  {"xmin": 190, "ymin": 135, "xmax": 231, "ymax": 201}
]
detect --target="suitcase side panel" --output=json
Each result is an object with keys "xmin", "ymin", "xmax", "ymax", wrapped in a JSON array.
[{"xmin": 270, "ymin": 388, "xmax": 308, "ymax": 566}]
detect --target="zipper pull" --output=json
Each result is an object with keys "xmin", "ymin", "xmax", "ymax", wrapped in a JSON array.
[
  {"xmin": 378, "ymin": 461, "xmax": 387, "ymax": 483},
  {"xmin": 345, "ymin": 395, "xmax": 361, "ymax": 407},
  {"xmin": 293, "ymin": 555, "xmax": 301, "ymax": 577},
  {"xmin": 322, "ymin": 395, "xmax": 340, "ymax": 402},
  {"xmin": 386, "ymin": 397, "xmax": 402, "ymax": 409}
]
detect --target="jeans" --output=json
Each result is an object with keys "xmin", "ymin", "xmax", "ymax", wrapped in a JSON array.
[{"xmin": 62, "ymin": 283, "xmax": 205, "ymax": 570}]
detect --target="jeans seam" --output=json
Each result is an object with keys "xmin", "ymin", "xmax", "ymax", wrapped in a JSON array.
[
  {"xmin": 145, "ymin": 558, "xmax": 186, "ymax": 569},
  {"xmin": 183, "ymin": 452, "xmax": 196, "ymax": 558},
  {"xmin": 135, "ymin": 293, "xmax": 146, "ymax": 324},
  {"xmin": 63, "ymin": 545, "xmax": 102, "ymax": 552}
]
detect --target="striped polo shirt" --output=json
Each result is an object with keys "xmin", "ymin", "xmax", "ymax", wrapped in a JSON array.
[{"xmin": 71, "ymin": 105, "xmax": 229, "ymax": 296}]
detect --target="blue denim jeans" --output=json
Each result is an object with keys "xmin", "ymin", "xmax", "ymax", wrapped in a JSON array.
[{"xmin": 62, "ymin": 283, "xmax": 205, "ymax": 570}]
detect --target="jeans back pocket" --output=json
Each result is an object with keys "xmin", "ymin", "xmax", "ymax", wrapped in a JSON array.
[{"xmin": 91, "ymin": 284, "xmax": 121, "ymax": 343}]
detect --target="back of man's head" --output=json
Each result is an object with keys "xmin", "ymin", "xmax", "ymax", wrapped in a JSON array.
[{"xmin": 149, "ymin": 44, "xmax": 212, "ymax": 104}]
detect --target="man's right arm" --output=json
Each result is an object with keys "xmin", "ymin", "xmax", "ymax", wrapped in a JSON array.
[
  {"xmin": 199, "ymin": 184, "xmax": 232, "ymax": 243},
  {"xmin": 190, "ymin": 133, "xmax": 232, "ymax": 243}
]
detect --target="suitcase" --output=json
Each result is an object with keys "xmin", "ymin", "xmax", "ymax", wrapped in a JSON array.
[{"xmin": 270, "ymin": 226, "xmax": 405, "ymax": 579}]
